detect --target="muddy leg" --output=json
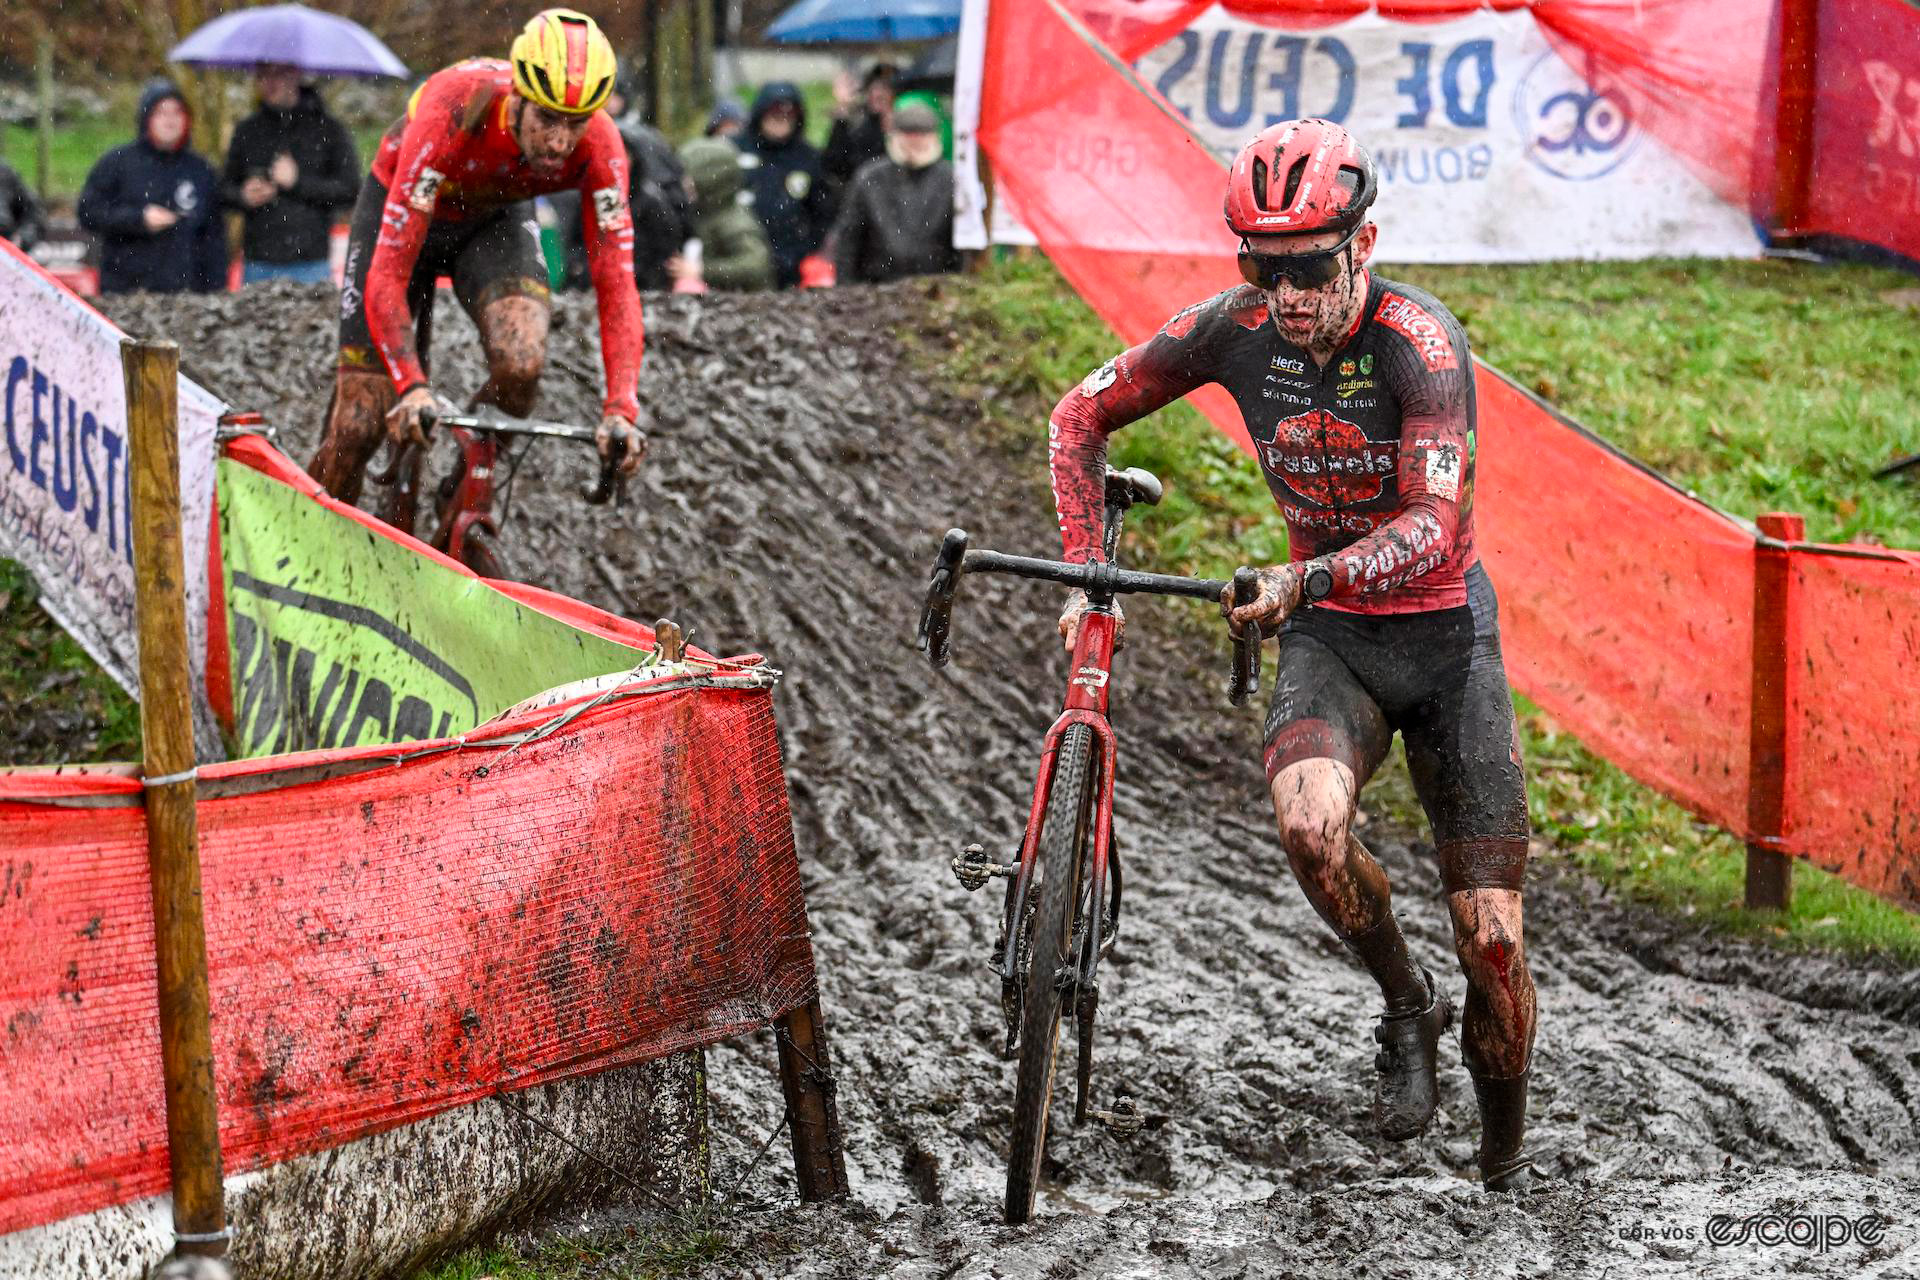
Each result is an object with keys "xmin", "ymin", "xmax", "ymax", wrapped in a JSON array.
[
  {"xmin": 1448, "ymin": 888, "xmax": 1540, "ymax": 1186},
  {"xmin": 474, "ymin": 295, "xmax": 548, "ymax": 417},
  {"xmin": 1270, "ymin": 759, "xmax": 1425, "ymax": 1012},
  {"xmin": 308, "ymin": 369, "xmax": 396, "ymax": 508}
]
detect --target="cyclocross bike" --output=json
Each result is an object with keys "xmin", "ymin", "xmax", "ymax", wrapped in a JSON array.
[
  {"xmin": 916, "ymin": 466, "xmax": 1262, "ymax": 1225},
  {"xmin": 371, "ymin": 404, "xmax": 629, "ymax": 580}
]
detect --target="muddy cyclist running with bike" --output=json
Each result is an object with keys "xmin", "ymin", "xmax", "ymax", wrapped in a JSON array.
[
  {"xmin": 1053, "ymin": 119, "xmax": 1542, "ymax": 1191},
  {"xmin": 310, "ymin": 8, "xmax": 647, "ymax": 533}
]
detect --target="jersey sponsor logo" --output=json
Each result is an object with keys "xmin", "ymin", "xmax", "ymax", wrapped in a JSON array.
[
  {"xmin": 1339, "ymin": 512, "xmax": 1446, "ymax": 587},
  {"xmin": 1425, "ymin": 447, "xmax": 1462, "ymax": 501},
  {"xmin": 1339, "ymin": 359, "xmax": 1356, "ymax": 376},
  {"xmin": 1080, "ymin": 358, "xmax": 1119, "ymax": 398},
  {"xmin": 1270, "ymin": 354, "xmax": 1306, "ymax": 374},
  {"xmin": 1360, "ymin": 353, "xmax": 1374, "ymax": 374},
  {"xmin": 1375, "ymin": 295, "xmax": 1459, "ymax": 371},
  {"xmin": 1259, "ymin": 410, "xmax": 1398, "ymax": 507},
  {"xmin": 1283, "ymin": 504, "xmax": 1384, "ymax": 535},
  {"xmin": 591, "ymin": 185, "xmax": 631, "ymax": 233},
  {"xmin": 408, "ymin": 166, "xmax": 445, "ymax": 213},
  {"xmin": 1336, "ymin": 378, "xmax": 1376, "ymax": 398},
  {"xmin": 784, "ymin": 170, "xmax": 812, "ymax": 200}
]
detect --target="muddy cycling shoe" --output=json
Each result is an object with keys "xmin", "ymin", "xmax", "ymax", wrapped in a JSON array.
[
  {"xmin": 1370, "ymin": 969, "xmax": 1453, "ymax": 1140},
  {"xmin": 1471, "ymin": 1066, "xmax": 1543, "ymax": 1192}
]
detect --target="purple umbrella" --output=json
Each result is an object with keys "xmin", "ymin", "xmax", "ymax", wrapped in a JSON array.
[{"xmin": 169, "ymin": 3, "xmax": 409, "ymax": 78}]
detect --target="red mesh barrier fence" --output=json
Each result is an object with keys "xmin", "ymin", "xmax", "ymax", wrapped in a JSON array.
[
  {"xmin": 1785, "ymin": 547, "xmax": 1920, "ymax": 903},
  {"xmin": 980, "ymin": 0, "xmax": 1920, "ymax": 910},
  {"xmin": 1796, "ymin": 0, "xmax": 1920, "ymax": 260},
  {"xmin": 0, "ymin": 675, "xmax": 816, "ymax": 1235}
]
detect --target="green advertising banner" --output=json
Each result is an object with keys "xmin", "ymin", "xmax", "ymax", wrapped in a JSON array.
[{"xmin": 218, "ymin": 458, "xmax": 643, "ymax": 758}]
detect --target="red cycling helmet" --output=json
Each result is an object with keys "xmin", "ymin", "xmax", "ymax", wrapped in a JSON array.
[{"xmin": 1224, "ymin": 119, "xmax": 1377, "ymax": 238}]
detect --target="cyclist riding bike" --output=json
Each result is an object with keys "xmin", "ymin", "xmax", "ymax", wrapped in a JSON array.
[
  {"xmin": 309, "ymin": 7, "xmax": 647, "ymax": 528},
  {"xmin": 1052, "ymin": 119, "xmax": 1541, "ymax": 1191}
]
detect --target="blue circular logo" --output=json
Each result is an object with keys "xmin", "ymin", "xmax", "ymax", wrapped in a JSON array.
[{"xmin": 1512, "ymin": 49, "xmax": 1642, "ymax": 182}]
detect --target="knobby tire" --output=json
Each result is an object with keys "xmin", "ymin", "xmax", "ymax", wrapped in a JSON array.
[{"xmin": 1004, "ymin": 722, "xmax": 1097, "ymax": 1225}]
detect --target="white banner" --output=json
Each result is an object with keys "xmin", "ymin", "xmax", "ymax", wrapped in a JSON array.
[
  {"xmin": 959, "ymin": 4, "xmax": 1761, "ymax": 261},
  {"xmin": 0, "ymin": 243, "xmax": 224, "ymax": 757}
]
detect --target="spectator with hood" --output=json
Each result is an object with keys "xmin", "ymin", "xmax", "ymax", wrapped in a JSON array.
[
  {"xmin": 675, "ymin": 137, "xmax": 773, "ymax": 292},
  {"xmin": 705, "ymin": 101, "xmax": 746, "ymax": 140},
  {"xmin": 736, "ymin": 81, "xmax": 833, "ymax": 288},
  {"xmin": 829, "ymin": 100, "xmax": 959, "ymax": 284},
  {"xmin": 0, "ymin": 158, "xmax": 46, "ymax": 253},
  {"xmin": 222, "ymin": 62, "xmax": 359, "ymax": 284},
  {"xmin": 823, "ymin": 62, "xmax": 894, "ymax": 190},
  {"xmin": 79, "ymin": 79, "xmax": 226, "ymax": 294}
]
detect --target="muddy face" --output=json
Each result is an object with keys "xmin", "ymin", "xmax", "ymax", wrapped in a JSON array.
[{"xmin": 514, "ymin": 100, "xmax": 593, "ymax": 177}]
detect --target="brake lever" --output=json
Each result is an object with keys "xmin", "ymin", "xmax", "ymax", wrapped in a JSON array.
[
  {"xmin": 1226, "ymin": 565, "xmax": 1262, "ymax": 707},
  {"xmin": 371, "ymin": 403, "xmax": 442, "ymax": 488},
  {"xmin": 917, "ymin": 528, "xmax": 969, "ymax": 667},
  {"xmin": 585, "ymin": 432, "xmax": 627, "ymax": 506}
]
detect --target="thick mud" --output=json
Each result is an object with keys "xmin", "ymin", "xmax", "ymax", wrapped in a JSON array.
[{"xmin": 100, "ymin": 283, "xmax": 1920, "ymax": 1280}]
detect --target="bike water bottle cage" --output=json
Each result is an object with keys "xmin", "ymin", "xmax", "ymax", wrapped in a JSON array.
[{"xmin": 1237, "ymin": 229, "xmax": 1359, "ymax": 292}]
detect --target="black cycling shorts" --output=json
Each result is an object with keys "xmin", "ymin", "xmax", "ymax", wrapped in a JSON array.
[
  {"xmin": 1263, "ymin": 562, "xmax": 1530, "ymax": 871},
  {"xmin": 336, "ymin": 178, "xmax": 550, "ymax": 374}
]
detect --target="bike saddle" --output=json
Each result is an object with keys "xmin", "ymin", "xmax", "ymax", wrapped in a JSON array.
[{"xmin": 1104, "ymin": 467, "xmax": 1163, "ymax": 509}]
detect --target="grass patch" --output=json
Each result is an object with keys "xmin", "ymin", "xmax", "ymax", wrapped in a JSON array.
[
  {"xmin": 3, "ymin": 118, "xmax": 130, "ymax": 205},
  {"xmin": 0, "ymin": 556, "xmax": 142, "ymax": 766},
  {"xmin": 927, "ymin": 252, "xmax": 1920, "ymax": 965}
]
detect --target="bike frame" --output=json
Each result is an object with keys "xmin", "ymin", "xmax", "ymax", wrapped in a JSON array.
[{"xmin": 431, "ymin": 423, "xmax": 502, "ymax": 564}]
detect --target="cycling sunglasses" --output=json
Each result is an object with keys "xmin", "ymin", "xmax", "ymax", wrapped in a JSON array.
[{"xmin": 1237, "ymin": 226, "xmax": 1362, "ymax": 291}]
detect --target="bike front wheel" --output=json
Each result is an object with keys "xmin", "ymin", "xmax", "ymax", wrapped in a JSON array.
[{"xmin": 1004, "ymin": 722, "xmax": 1097, "ymax": 1225}]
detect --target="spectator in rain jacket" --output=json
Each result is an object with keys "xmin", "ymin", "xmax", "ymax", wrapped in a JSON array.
[
  {"xmin": 222, "ymin": 64, "xmax": 359, "ymax": 284},
  {"xmin": 823, "ymin": 62, "xmax": 894, "ymax": 191},
  {"xmin": 829, "ymin": 101, "xmax": 959, "ymax": 285},
  {"xmin": 736, "ymin": 81, "xmax": 834, "ymax": 288},
  {"xmin": 675, "ymin": 137, "xmax": 773, "ymax": 292},
  {"xmin": 0, "ymin": 159, "xmax": 46, "ymax": 253},
  {"xmin": 78, "ymin": 79, "xmax": 226, "ymax": 294}
]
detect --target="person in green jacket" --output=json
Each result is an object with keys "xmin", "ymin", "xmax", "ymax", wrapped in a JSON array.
[{"xmin": 673, "ymin": 137, "xmax": 774, "ymax": 292}]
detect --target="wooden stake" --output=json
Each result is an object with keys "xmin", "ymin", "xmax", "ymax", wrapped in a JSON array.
[
  {"xmin": 1745, "ymin": 511, "xmax": 1800, "ymax": 913},
  {"xmin": 124, "ymin": 339, "xmax": 229, "ymax": 1259},
  {"xmin": 774, "ymin": 997, "xmax": 849, "ymax": 1202}
]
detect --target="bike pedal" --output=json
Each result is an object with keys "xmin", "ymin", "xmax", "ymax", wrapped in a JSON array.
[
  {"xmin": 1091, "ymin": 1095, "xmax": 1145, "ymax": 1136},
  {"xmin": 951, "ymin": 843, "xmax": 1013, "ymax": 892}
]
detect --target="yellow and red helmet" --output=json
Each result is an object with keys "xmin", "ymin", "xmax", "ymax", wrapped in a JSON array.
[{"xmin": 509, "ymin": 9, "xmax": 617, "ymax": 116}]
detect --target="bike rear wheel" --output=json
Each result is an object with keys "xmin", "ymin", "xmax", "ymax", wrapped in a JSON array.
[{"xmin": 1004, "ymin": 722, "xmax": 1097, "ymax": 1225}]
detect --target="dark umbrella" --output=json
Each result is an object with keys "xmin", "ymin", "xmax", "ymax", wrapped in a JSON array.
[
  {"xmin": 897, "ymin": 33, "xmax": 956, "ymax": 93},
  {"xmin": 169, "ymin": 3, "xmax": 409, "ymax": 78}
]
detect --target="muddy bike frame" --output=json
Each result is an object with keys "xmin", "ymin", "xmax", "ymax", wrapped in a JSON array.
[
  {"xmin": 372, "ymin": 406, "xmax": 627, "ymax": 573},
  {"xmin": 918, "ymin": 468, "xmax": 1262, "ymax": 1183}
]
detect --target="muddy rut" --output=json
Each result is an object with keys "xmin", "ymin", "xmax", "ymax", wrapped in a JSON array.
[{"xmin": 101, "ymin": 283, "xmax": 1920, "ymax": 1280}]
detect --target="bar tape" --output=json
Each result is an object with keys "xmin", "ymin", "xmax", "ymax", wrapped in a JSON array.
[
  {"xmin": 142, "ymin": 767, "xmax": 200, "ymax": 788},
  {"xmin": 173, "ymin": 1228, "xmax": 231, "ymax": 1245}
]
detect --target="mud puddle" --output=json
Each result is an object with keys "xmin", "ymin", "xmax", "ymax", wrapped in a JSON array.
[{"xmin": 99, "ymin": 283, "xmax": 1920, "ymax": 1280}]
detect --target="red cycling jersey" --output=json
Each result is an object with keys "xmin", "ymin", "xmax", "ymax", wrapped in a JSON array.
[
  {"xmin": 1049, "ymin": 275, "xmax": 1479, "ymax": 615},
  {"xmin": 366, "ymin": 59, "xmax": 642, "ymax": 421}
]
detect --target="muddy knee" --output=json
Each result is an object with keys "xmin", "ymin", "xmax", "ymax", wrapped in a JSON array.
[
  {"xmin": 310, "ymin": 370, "xmax": 396, "ymax": 502},
  {"xmin": 479, "ymin": 297, "xmax": 548, "ymax": 416}
]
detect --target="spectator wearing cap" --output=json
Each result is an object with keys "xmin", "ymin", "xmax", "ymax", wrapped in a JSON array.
[
  {"xmin": 823, "ymin": 62, "xmax": 895, "ymax": 190},
  {"xmin": 0, "ymin": 157, "xmax": 46, "ymax": 253},
  {"xmin": 222, "ymin": 63, "xmax": 359, "ymax": 284},
  {"xmin": 736, "ymin": 82, "xmax": 834, "ymax": 289},
  {"xmin": 828, "ymin": 100, "xmax": 959, "ymax": 285},
  {"xmin": 78, "ymin": 79, "xmax": 226, "ymax": 294}
]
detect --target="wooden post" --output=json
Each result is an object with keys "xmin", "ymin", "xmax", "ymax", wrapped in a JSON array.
[
  {"xmin": 1771, "ymin": 0, "xmax": 1819, "ymax": 239},
  {"xmin": 1746, "ymin": 511, "xmax": 1801, "ymax": 912},
  {"xmin": 641, "ymin": 0, "xmax": 662, "ymax": 127},
  {"xmin": 774, "ymin": 997, "xmax": 849, "ymax": 1202},
  {"xmin": 35, "ymin": 29, "xmax": 54, "ymax": 202},
  {"xmin": 124, "ymin": 339, "xmax": 229, "ymax": 1260}
]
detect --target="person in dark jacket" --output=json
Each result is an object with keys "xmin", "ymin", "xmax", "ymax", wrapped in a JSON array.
[
  {"xmin": 828, "ymin": 101, "xmax": 959, "ymax": 285},
  {"xmin": 0, "ymin": 159, "xmax": 46, "ymax": 253},
  {"xmin": 823, "ymin": 62, "xmax": 894, "ymax": 191},
  {"xmin": 736, "ymin": 82, "xmax": 834, "ymax": 288},
  {"xmin": 222, "ymin": 64, "xmax": 359, "ymax": 284},
  {"xmin": 78, "ymin": 79, "xmax": 226, "ymax": 294}
]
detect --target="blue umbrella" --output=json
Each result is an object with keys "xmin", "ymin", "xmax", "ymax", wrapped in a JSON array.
[
  {"xmin": 169, "ymin": 3, "xmax": 409, "ymax": 78},
  {"xmin": 766, "ymin": 0, "xmax": 961, "ymax": 44}
]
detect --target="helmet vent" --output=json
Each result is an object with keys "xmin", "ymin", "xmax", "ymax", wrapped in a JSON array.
[
  {"xmin": 1250, "ymin": 157, "xmax": 1268, "ymax": 211},
  {"xmin": 1333, "ymin": 166, "xmax": 1362, "ymax": 210},
  {"xmin": 1280, "ymin": 156, "xmax": 1307, "ymax": 209}
]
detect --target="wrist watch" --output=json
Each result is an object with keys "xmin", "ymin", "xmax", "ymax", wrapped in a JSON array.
[{"xmin": 1302, "ymin": 560, "xmax": 1334, "ymax": 603}]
